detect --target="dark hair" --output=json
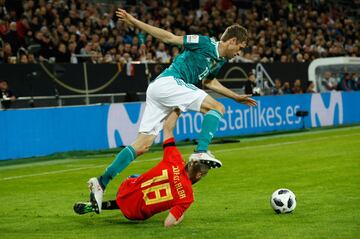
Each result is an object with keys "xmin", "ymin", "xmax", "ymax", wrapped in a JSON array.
[
  {"xmin": 192, "ymin": 161, "xmax": 210, "ymax": 176},
  {"xmin": 221, "ymin": 24, "xmax": 248, "ymax": 43},
  {"xmin": 185, "ymin": 161, "xmax": 210, "ymax": 184}
]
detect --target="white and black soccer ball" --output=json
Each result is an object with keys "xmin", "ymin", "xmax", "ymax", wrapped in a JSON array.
[{"xmin": 270, "ymin": 188, "xmax": 296, "ymax": 214}]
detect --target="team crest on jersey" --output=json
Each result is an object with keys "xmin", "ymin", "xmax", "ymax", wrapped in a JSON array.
[{"xmin": 187, "ymin": 35, "xmax": 199, "ymax": 43}]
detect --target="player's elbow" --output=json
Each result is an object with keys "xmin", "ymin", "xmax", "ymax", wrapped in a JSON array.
[
  {"xmin": 164, "ymin": 220, "xmax": 182, "ymax": 228},
  {"xmin": 202, "ymin": 79, "xmax": 213, "ymax": 88},
  {"xmin": 164, "ymin": 221, "xmax": 175, "ymax": 228},
  {"xmin": 164, "ymin": 212, "xmax": 182, "ymax": 228},
  {"xmin": 163, "ymin": 34, "xmax": 183, "ymax": 46},
  {"xmin": 162, "ymin": 37, "xmax": 172, "ymax": 45}
]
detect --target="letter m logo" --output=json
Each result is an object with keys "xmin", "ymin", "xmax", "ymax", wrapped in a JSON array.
[
  {"xmin": 107, "ymin": 103, "xmax": 162, "ymax": 148},
  {"xmin": 310, "ymin": 91, "xmax": 343, "ymax": 127}
]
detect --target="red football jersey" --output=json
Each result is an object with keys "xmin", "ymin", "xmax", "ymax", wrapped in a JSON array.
[{"xmin": 116, "ymin": 138, "xmax": 194, "ymax": 220}]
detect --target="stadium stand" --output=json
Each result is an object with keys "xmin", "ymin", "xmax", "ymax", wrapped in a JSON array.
[
  {"xmin": 0, "ymin": 0, "xmax": 359, "ymax": 109},
  {"xmin": 0, "ymin": 0, "xmax": 359, "ymax": 64}
]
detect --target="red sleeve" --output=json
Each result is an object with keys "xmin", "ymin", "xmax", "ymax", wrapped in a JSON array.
[
  {"xmin": 169, "ymin": 204, "xmax": 191, "ymax": 220},
  {"xmin": 163, "ymin": 137, "xmax": 175, "ymax": 146},
  {"xmin": 162, "ymin": 138, "xmax": 184, "ymax": 164}
]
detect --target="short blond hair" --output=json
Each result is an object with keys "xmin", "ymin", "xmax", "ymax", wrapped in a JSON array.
[{"xmin": 221, "ymin": 24, "xmax": 248, "ymax": 43}]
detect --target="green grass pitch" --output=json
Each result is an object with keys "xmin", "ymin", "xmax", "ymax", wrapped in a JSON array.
[{"xmin": 1, "ymin": 126, "xmax": 359, "ymax": 239}]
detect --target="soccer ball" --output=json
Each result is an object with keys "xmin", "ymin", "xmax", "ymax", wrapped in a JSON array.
[{"xmin": 270, "ymin": 188, "xmax": 296, "ymax": 214}]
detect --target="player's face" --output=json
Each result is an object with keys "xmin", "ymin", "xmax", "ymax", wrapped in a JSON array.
[
  {"xmin": 187, "ymin": 162, "xmax": 208, "ymax": 184},
  {"xmin": 0, "ymin": 81, "xmax": 8, "ymax": 90},
  {"xmin": 227, "ymin": 38, "xmax": 246, "ymax": 58}
]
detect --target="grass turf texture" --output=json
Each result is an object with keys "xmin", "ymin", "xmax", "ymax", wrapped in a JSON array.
[{"xmin": 1, "ymin": 126, "xmax": 359, "ymax": 239}]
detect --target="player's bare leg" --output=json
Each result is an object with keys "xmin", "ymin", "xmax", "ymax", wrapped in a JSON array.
[
  {"xmin": 89, "ymin": 133, "xmax": 156, "ymax": 213},
  {"xmin": 163, "ymin": 109, "xmax": 180, "ymax": 141}
]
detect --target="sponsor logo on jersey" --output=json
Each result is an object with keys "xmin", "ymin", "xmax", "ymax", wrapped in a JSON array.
[{"xmin": 187, "ymin": 35, "xmax": 199, "ymax": 43}]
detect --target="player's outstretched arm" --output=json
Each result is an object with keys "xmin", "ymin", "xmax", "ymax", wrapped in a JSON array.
[
  {"xmin": 164, "ymin": 212, "xmax": 184, "ymax": 228},
  {"xmin": 203, "ymin": 78, "xmax": 257, "ymax": 106},
  {"xmin": 116, "ymin": 8, "xmax": 183, "ymax": 46}
]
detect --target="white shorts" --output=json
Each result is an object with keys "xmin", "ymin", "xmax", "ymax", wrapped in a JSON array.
[{"xmin": 139, "ymin": 76, "xmax": 208, "ymax": 135}]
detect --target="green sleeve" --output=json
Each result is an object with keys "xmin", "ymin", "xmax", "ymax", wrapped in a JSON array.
[{"xmin": 183, "ymin": 35, "xmax": 210, "ymax": 51}]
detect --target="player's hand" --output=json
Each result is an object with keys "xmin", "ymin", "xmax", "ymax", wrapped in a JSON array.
[
  {"xmin": 235, "ymin": 94, "xmax": 257, "ymax": 106},
  {"xmin": 116, "ymin": 8, "xmax": 134, "ymax": 26}
]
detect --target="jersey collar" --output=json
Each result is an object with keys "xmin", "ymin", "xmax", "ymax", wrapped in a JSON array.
[
  {"xmin": 215, "ymin": 41, "xmax": 220, "ymax": 59},
  {"xmin": 215, "ymin": 41, "xmax": 227, "ymax": 61}
]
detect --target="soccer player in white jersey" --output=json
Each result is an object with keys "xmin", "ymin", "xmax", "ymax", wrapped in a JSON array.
[{"xmin": 87, "ymin": 8, "xmax": 257, "ymax": 213}]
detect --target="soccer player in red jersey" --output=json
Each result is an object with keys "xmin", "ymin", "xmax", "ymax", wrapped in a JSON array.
[{"xmin": 74, "ymin": 110, "xmax": 217, "ymax": 227}]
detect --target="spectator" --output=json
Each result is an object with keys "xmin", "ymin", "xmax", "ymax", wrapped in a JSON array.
[
  {"xmin": 338, "ymin": 73, "xmax": 357, "ymax": 91},
  {"xmin": 155, "ymin": 42, "xmax": 171, "ymax": 63},
  {"xmin": 0, "ymin": 19, "xmax": 8, "ymax": 37},
  {"xmin": 0, "ymin": 79, "xmax": 16, "ymax": 109},
  {"xmin": 272, "ymin": 78, "xmax": 284, "ymax": 95},
  {"xmin": 55, "ymin": 43, "xmax": 70, "ymax": 63},
  {"xmin": 244, "ymin": 72, "xmax": 257, "ymax": 95},
  {"xmin": 145, "ymin": 52, "xmax": 156, "ymax": 63},
  {"xmin": 27, "ymin": 53, "xmax": 36, "ymax": 63},
  {"xmin": 306, "ymin": 81, "xmax": 316, "ymax": 94},
  {"xmin": 19, "ymin": 54, "xmax": 29, "ymax": 64},
  {"xmin": 68, "ymin": 42, "xmax": 78, "ymax": 64},
  {"xmin": 80, "ymin": 42, "xmax": 92, "ymax": 57},
  {"xmin": 292, "ymin": 79, "xmax": 304, "ymax": 94},
  {"xmin": 16, "ymin": 16, "xmax": 30, "ymax": 41},
  {"xmin": 4, "ymin": 21, "xmax": 22, "ymax": 53},
  {"xmin": 0, "ymin": 0, "xmax": 358, "ymax": 64},
  {"xmin": 130, "ymin": 45, "xmax": 139, "ymax": 60},
  {"xmin": 138, "ymin": 44, "xmax": 149, "ymax": 63},
  {"xmin": 351, "ymin": 73, "xmax": 359, "ymax": 91},
  {"xmin": 282, "ymin": 81, "xmax": 292, "ymax": 94},
  {"xmin": 320, "ymin": 71, "xmax": 338, "ymax": 92},
  {"xmin": 2, "ymin": 42, "xmax": 12, "ymax": 63}
]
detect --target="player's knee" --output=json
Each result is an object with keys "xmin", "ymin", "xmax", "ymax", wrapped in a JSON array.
[
  {"xmin": 139, "ymin": 144, "xmax": 151, "ymax": 154},
  {"xmin": 132, "ymin": 144, "xmax": 150, "ymax": 156},
  {"xmin": 131, "ymin": 134, "xmax": 155, "ymax": 155},
  {"xmin": 131, "ymin": 139, "xmax": 150, "ymax": 155}
]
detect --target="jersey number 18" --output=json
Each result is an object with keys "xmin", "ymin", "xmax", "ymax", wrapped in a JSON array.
[{"xmin": 141, "ymin": 170, "xmax": 173, "ymax": 205}]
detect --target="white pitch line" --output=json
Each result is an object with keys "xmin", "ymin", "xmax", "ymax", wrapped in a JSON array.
[
  {"xmin": 1, "ymin": 132, "xmax": 359, "ymax": 181},
  {"xmin": 214, "ymin": 132, "xmax": 360, "ymax": 154},
  {"xmin": 1, "ymin": 125, "xmax": 358, "ymax": 170},
  {"xmin": 0, "ymin": 157, "xmax": 163, "ymax": 181},
  {"xmin": 237, "ymin": 125, "xmax": 360, "ymax": 142},
  {"xmin": 0, "ymin": 165, "xmax": 106, "ymax": 181}
]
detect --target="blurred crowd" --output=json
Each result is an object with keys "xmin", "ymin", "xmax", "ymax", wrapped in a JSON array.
[
  {"xmin": 0, "ymin": 0, "xmax": 359, "ymax": 64},
  {"xmin": 319, "ymin": 71, "xmax": 360, "ymax": 92},
  {"xmin": 245, "ymin": 71, "xmax": 360, "ymax": 96}
]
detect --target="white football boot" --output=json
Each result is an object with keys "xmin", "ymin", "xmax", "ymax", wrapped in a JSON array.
[
  {"xmin": 189, "ymin": 151, "xmax": 222, "ymax": 168},
  {"xmin": 88, "ymin": 177, "xmax": 104, "ymax": 214}
]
